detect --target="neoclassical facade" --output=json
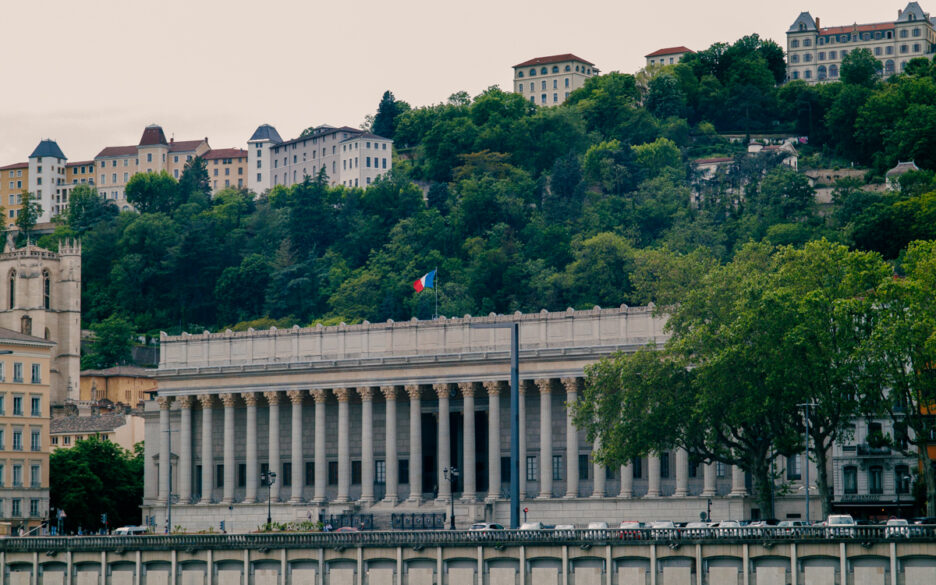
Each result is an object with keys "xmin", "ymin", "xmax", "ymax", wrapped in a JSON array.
[{"xmin": 142, "ymin": 307, "xmax": 818, "ymax": 532}]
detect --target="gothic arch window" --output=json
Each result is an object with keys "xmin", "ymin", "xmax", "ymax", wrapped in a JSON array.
[
  {"xmin": 20, "ymin": 315, "xmax": 31, "ymax": 336},
  {"xmin": 8, "ymin": 270, "xmax": 15, "ymax": 309},
  {"xmin": 44, "ymin": 328, "xmax": 50, "ymax": 340},
  {"xmin": 42, "ymin": 270, "xmax": 50, "ymax": 310}
]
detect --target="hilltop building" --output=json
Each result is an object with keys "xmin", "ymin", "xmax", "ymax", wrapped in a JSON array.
[
  {"xmin": 645, "ymin": 46, "xmax": 693, "ymax": 67},
  {"xmin": 787, "ymin": 2, "xmax": 936, "ymax": 82},
  {"xmin": 512, "ymin": 54, "xmax": 598, "ymax": 106},
  {"xmin": 247, "ymin": 124, "xmax": 392, "ymax": 194},
  {"xmin": 203, "ymin": 149, "xmax": 248, "ymax": 193},
  {"xmin": 50, "ymin": 412, "xmax": 144, "ymax": 453},
  {"xmin": 79, "ymin": 365, "xmax": 156, "ymax": 407}
]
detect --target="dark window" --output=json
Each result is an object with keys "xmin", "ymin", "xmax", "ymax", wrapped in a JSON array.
[
  {"xmin": 42, "ymin": 270, "xmax": 50, "ymax": 309},
  {"xmin": 869, "ymin": 466, "xmax": 883, "ymax": 494},
  {"xmin": 376, "ymin": 461, "xmax": 386, "ymax": 484},
  {"xmin": 787, "ymin": 454, "xmax": 802, "ymax": 480},
  {"xmin": 633, "ymin": 457, "xmax": 642, "ymax": 479},
  {"xmin": 216, "ymin": 465, "xmax": 224, "ymax": 488},
  {"xmin": 844, "ymin": 465, "xmax": 858, "ymax": 494},
  {"xmin": 398, "ymin": 459, "xmax": 409, "ymax": 484},
  {"xmin": 896, "ymin": 465, "xmax": 911, "ymax": 494},
  {"xmin": 526, "ymin": 456, "xmax": 537, "ymax": 482},
  {"xmin": 282, "ymin": 462, "xmax": 292, "ymax": 487},
  {"xmin": 501, "ymin": 457, "xmax": 511, "ymax": 482},
  {"xmin": 605, "ymin": 466, "xmax": 614, "ymax": 480},
  {"xmin": 238, "ymin": 463, "xmax": 246, "ymax": 487},
  {"xmin": 578, "ymin": 455, "xmax": 589, "ymax": 481},
  {"xmin": 305, "ymin": 462, "xmax": 314, "ymax": 486},
  {"xmin": 328, "ymin": 461, "xmax": 339, "ymax": 485},
  {"xmin": 351, "ymin": 460, "xmax": 362, "ymax": 484},
  {"xmin": 689, "ymin": 462, "xmax": 698, "ymax": 479},
  {"xmin": 260, "ymin": 463, "xmax": 269, "ymax": 478},
  {"xmin": 660, "ymin": 453, "xmax": 670, "ymax": 478},
  {"xmin": 552, "ymin": 455, "xmax": 563, "ymax": 480}
]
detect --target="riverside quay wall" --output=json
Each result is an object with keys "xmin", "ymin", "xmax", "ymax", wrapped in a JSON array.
[{"xmin": 1, "ymin": 528, "xmax": 936, "ymax": 585}]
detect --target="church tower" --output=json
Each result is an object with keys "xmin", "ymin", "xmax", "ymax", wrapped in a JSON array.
[{"xmin": 0, "ymin": 237, "xmax": 81, "ymax": 406}]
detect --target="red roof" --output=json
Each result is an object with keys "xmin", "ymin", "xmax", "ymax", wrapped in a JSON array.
[
  {"xmin": 204, "ymin": 148, "xmax": 247, "ymax": 160},
  {"xmin": 820, "ymin": 22, "xmax": 894, "ymax": 35},
  {"xmin": 96, "ymin": 145, "xmax": 136, "ymax": 158},
  {"xmin": 66, "ymin": 160, "xmax": 94, "ymax": 167},
  {"xmin": 169, "ymin": 139, "xmax": 205, "ymax": 153},
  {"xmin": 0, "ymin": 162, "xmax": 28, "ymax": 170},
  {"xmin": 513, "ymin": 53, "xmax": 595, "ymax": 68},
  {"xmin": 138, "ymin": 125, "xmax": 168, "ymax": 147},
  {"xmin": 646, "ymin": 46, "xmax": 693, "ymax": 58}
]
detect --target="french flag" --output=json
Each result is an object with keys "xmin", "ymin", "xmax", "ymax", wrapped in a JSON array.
[{"xmin": 413, "ymin": 270, "xmax": 436, "ymax": 292}]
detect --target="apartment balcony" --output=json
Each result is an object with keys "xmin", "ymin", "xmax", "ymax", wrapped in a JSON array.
[{"xmin": 856, "ymin": 443, "xmax": 892, "ymax": 457}]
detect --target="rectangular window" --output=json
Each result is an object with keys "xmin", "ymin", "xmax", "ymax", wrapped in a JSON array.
[
  {"xmin": 351, "ymin": 460, "xmax": 362, "ymax": 484},
  {"xmin": 237, "ymin": 463, "xmax": 246, "ymax": 487},
  {"xmin": 11, "ymin": 499, "xmax": 20, "ymax": 517},
  {"xmin": 328, "ymin": 461, "xmax": 338, "ymax": 485},
  {"xmin": 716, "ymin": 461, "xmax": 726, "ymax": 478},
  {"xmin": 13, "ymin": 363, "xmax": 22, "ymax": 384},
  {"xmin": 282, "ymin": 462, "xmax": 292, "ymax": 487},
  {"xmin": 30, "ymin": 365, "xmax": 40, "ymax": 385},
  {"xmin": 552, "ymin": 455, "xmax": 563, "ymax": 481},
  {"xmin": 0, "ymin": 395, "xmax": 5, "ymax": 414},
  {"xmin": 501, "ymin": 457, "xmax": 511, "ymax": 484},
  {"xmin": 895, "ymin": 465, "xmax": 911, "ymax": 494},
  {"xmin": 0, "ymin": 464, "xmax": 4, "ymax": 485},
  {"xmin": 399, "ymin": 459, "xmax": 409, "ymax": 484},
  {"xmin": 633, "ymin": 457, "xmax": 642, "ymax": 479},
  {"xmin": 869, "ymin": 466, "xmax": 883, "ymax": 494},
  {"xmin": 660, "ymin": 453, "xmax": 670, "ymax": 478},
  {"xmin": 844, "ymin": 466, "xmax": 858, "ymax": 494},
  {"xmin": 216, "ymin": 464, "xmax": 224, "ymax": 488},
  {"xmin": 12, "ymin": 430, "xmax": 22, "ymax": 451},
  {"xmin": 526, "ymin": 456, "xmax": 537, "ymax": 482},
  {"xmin": 578, "ymin": 454, "xmax": 589, "ymax": 481},
  {"xmin": 30, "ymin": 430, "xmax": 39, "ymax": 451},
  {"xmin": 375, "ymin": 460, "xmax": 386, "ymax": 484},
  {"xmin": 29, "ymin": 499, "xmax": 38, "ymax": 518},
  {"xmin": 30, "ymin": 465, "xmax": 39, "ymax": 487},
  {"xmin": 305, "ymin": 461, "xmax": 314, "ymax": 486},
  {"xmin": 787, "ymin": 454, "xmax": 802, "ymax": 480},
  {"xmin": 12, "ymin": 465, "xmax": 21, "ymax": 486}
]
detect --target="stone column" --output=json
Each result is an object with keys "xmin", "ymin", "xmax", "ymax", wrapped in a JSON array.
[
  {"xmin": 675, "ymin": 448, "xmax": 689, "ymax": 497},
  {"xmin": 221, "ymin": 394, "xmax": 237, "ymax": 504},
  {"xmin": 243, "ymin": 393, "xmax": 259, "ymax": 503},
  {"xmin": 646, "ymin": 454, "xmax": 661, "ymax": 498},
  {"xmin": 406, "ymin": 385, "xmax": 423, "ymax": 503},
  {"xmin": 435, "ymin": 383, "xmax": 452, "ymax": 502},
  {"xmin": 591, "ymin": 437, "xmax": 605, "ymax": 498},
  {"xmin": 702, "ymin": 463, "xmax": 716, "ymax": 497},
  {"xmin": 381, "ymin": 386, "xmax": 399, "ymax": 504},
  {"xmin": 287, "ymin": 390, "xmax": 305, "ymax": 503},
  {"xmin": 536, "ymin": 379, "xmax": 553, "ymax": 499},
  {"xmin": 263, "ymin": 392, "xmax": 282, "ymax": 502},
  {"xmin": 312, "ymin": 390, "xmax": 328, "ymax": 503},
  {"xmin": 731, "ymin": 465, "xmax": 747, "ymax": 496},
  {"xmin": 157, "ymin": 396, "xmax": 172, "ymax": 503},
  {"xmin": 563, "ymin": 378, "xmax": 580, "ymax": 499},
  {"xmin": 460, "ymin": 382, "xmax": 477, "ymax": 502},
  {"xmin": 334, "ymin": 388, "xmax": 352, "ymax": 503},
  {"xmin": 484, "ymin": 381, "xmax": 503, "ymax": 501},
  {"xmin": 199, "ymin": 395, "xmax": 214, "ymax": 504},
  {"xmin": 519, "ymin": 382, "xmax": 527, "ymax": 499},
  {"xmin": 178, "ymin": 396, "xmax": 193, "ymax": 504},
  {"xmin": 358, "ymin": 387, "xmax": 376, "ymax": 504},
  {"xmin": 619, "ymin": 462, "xmax": 633, "ymax": 498}
]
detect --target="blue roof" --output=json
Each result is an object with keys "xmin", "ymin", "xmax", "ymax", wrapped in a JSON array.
[
  {"xmin": 29, "ymin": 139, "xmax": 66, "ymax": 160},
  {"xmin": 249, "ymin": 124, "xmax": 283, "ymax": 144}
]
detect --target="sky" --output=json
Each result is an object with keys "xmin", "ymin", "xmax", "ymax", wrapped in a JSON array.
[{"xmin": 0, "ymin": 0, "xmax": 915, "ymax": 164}]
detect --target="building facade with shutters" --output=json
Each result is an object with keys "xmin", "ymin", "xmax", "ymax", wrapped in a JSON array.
[{"xmin": 512, "ymin": 54, "xmax": 597, "ymax": 106}]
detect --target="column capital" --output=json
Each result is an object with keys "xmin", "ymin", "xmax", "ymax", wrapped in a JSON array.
[
  {"xmin": 381, "ymin": 385, "xmax": 398, "ymax": 401},
  {"xmin": 311, "ymin": 389, "xmax": 328, "ymax": 403},
  {"xmin": 535, "ymin": 378, "xmax": 554, "ymax": 395},
  {"xmin": 357, "ymin": 387, "xmax": 376, "ymax": 401},
  {"xmin": 483, "ymin": 380, "xmax": 507, "ymax": 396},
  {"xmin": 220, "ymin": 393, "xmax": 237, "ymax": 408},
  {"xmin": 405, "ymin": 384, "xmax": 421, "ymax": 400},
  {"xmin": 458, "ymin": 382, "xmax": 478, "ymax": 398},
  {"xmin": 334, "ymin": 387, "xmax": 353, "ymax": 402},
  {"xmin": 263, "ymin": 391, "xmax": 282, "ymax": 405},
  {"xmin": 157, "ymin": 396, "xmax": 173, "ymax": 409},
  {"xmin": 178, "ymin": 395, "xmax": 194, "ymax": 409},
  {"xmin": 561, "ymin": 377, "xmax": 583, "ymax": 393},
  {"xmin": 287, "ymin": 390, "xmax": 306, "ymax": 404},
  {"xmin": 433, "ymin": 383, "xmax": 453, "ymax": 400},
  {"xmin": 242, "ymin": 392, "xmax": 259, "ymax": 406},
  {"xmin": 198, "ymin": 394, "xmax": 215, "ymax": 409}
]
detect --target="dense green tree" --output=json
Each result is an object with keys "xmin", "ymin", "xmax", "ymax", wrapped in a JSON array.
[
  {"xmin": 66, "ymin": 185, "xmax": 118, "ymax": 234},
  {"xmin": 841, "ymin": 48, "xmax": 883, "ymax": 88},
  {"xmin": 82, "ymin": 314, "xmax": 135, "ymax": 369},
  {"xmin": 176, "ymin": 156, "xmax": 211, "ymax": 206},
  {"xmin": 645, "ymin": 74, "xmax": 687, "ymax": 119},
  {"xmin": 15, "ymin": 191, "xmax": 42, "ymax": 244},
  {"xmin": 125, "ymin": 171, "xmax": 179, "ymax": 214},
  {"xmin": 372, "ymin": 90, "xmax": 411, "ymax": 140}
]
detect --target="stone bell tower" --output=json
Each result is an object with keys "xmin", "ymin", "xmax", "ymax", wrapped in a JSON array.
[{"xmin": 0, "ymin": 236, "xmax": 81, "ymax": 406}]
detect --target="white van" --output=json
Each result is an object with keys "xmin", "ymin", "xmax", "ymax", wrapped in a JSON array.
[{"xmin": 113, "ymin": 526, "xmax": 148, "ymax": 536}]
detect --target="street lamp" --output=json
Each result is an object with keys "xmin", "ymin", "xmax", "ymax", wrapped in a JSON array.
[
  {"xmin": 443, "ymin": 467, "xmax": 459, "ymax": 529},
  {"xmin": 798, "ymin": 402, "xmax": 817, "ymax": 523},
  {"xmin": 898, "ymin": 474, "xmax": 911, "ymax": 519},
  {"xmin": 261, "ymin": 470, "xmax": 277, "ymax": 529}
]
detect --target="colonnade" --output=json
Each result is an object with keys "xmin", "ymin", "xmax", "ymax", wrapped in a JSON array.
[{"xmin": 155, "ymin": 377, "xmax": 748, "ymax": 507}]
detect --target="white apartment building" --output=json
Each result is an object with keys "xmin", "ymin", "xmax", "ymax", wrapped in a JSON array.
[
  {"xmin": 26, "ymin": 140, "xmax": 67, "ymax": 224},
  {"xmin": 512, "ymin": 54, "xmax": 598, "ymax": 106},
  {"xmin": 247, "ymin": 124, "xmax": 392, "ymax": 193},
  {"xmin": 787, "ymin": 2, "xmax": 936, "ymax": 82}
]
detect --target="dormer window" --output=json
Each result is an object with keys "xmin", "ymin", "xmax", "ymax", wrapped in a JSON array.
[{"xmin": 799, "ymin": 23, "xmax": 806, "ymax": 31}]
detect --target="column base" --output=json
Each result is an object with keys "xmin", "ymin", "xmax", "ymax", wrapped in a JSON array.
[
  {"xmin": 700, "ymin": 491, "xmax": 716, "ymax": 497},
  {"xmin": 618, "ymin": 493, "xmax": 633, "ymax": 499},
  {"xmin": 380, "ymin": 497, "xmax": 399, "ymax": 506},
  {"xmin": 289, "ymin": 497, "xmax": 305, "ymax": 505},
  {"xmin": 589, "ymin": 493, "xmax": 605, "ymax": 499},
  {"xmin": 645, "ymin": 492, "xmax": 661, "ymax": 499},
  {"xmin": 406, "ymin": 497, "xmax": 422, "ymax": 506},
  {"xmin": 435, "ymin": 497, "xmax": 452, "ymax": 505},
  {"xmin": 333, "ymin": 497, "xmax": 350, "ymax": 504},
  {"xmin": 359, "ymin": 497, "xmax": 375, "ymax": 506},
  {"xmin": 728, "ymin": 492, "xmax": 747, "ymax": 497},
  {"xmin": 484, "ymin": 495, "xmax": 498, "ymax": 503},
  {"xmin": 674, "ymin": 491, "xmax": 688, "ymax": 497},
  {"xmin": 563, "ymin": 493, "xmax": 578, "ymax": 499},
  {"xmin": 312, "ymin": 497, "xmax": 326, "ymax": 504},
  {"xmin": 461, "ymin": 494, "xmax": 477, "ymax": 503},
  {"xmin": 536, "ymin": 493, "xmax": 552, "ymax": 500},
  {"xmin": 243, "ymin": 498, "xmax": 257, "ymax": 504}
]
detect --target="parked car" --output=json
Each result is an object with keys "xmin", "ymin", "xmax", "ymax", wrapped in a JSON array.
[
  {"xmin": 469, "ymin": 523, "xmax": 505, "ymax": 531},
  {"xmin": 776, "ymin": 520, "xmax": 809, "ymax": 537},
  {"xmin": 650, "ymin": 521, "xmax": 678, "ymax": 539},
  {"xmin": 586, "ymin": 522, "xmax": 609, "ymax": 530},
  {"xmin": 519, "ymin": 522, "xmax": 545, "ymax": 530},
  {"xmin": 553, "ymin": 524, "xmax": 575, "ymax": 531},
  {"xmin": 113, "ymin": 526, "xmax": 148, "ymax": 536},
  {"xmin": 682, "ymin": 522, "xmax": 710, "ymax": 538},
  {"xmin": 826, "ymin": 514, "xmax": 856, "ymax": 538},
  {"xmin": 885, "ymin": 518, "xmax": 910, "ymax": 538},
  {"xmin": 618, "ymin": 521, "xmax": 645, "ymax": 540}
]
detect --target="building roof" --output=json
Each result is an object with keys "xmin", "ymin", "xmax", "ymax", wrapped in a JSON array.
[
  {"xmin": 138, "ymin": 125, "xmax": 168, "ymax": 147},
  {"xmin": 886, "ymin": 160, "xmax": 920, "ymax": 177},
  {"xmin": 340, "ymin": 131, "xmax": 390, "ymax": 143},
  {"xmin": 203, "ymin": 148, "xmax": 248, "ymax": 160},
  {"xmin": 169, "ymin": 139, "xmax": 206, "ymax": 153},
  {"xmin": 0, "ymin": 326, "xmax": 56, "ymax": 346},
  {"xmin": 50, "ymin": 413, "xmax": 127, "ymax": 434},
  {"xmin": 81, "ymin": 365, "xmax": 152, "ymax": 378},
  {"xmin": 29, "ymin": 139, "xmax": 66, "ymax": 160},
  {"xmin": 898, "ymin": 2, "xmax": 928, "ymax": 23},
  {"xmin": 249, "ymin": 124, "xmax": 283, "ymax": 144},
  {"xmin": 513, "ymin": 53, "xmax": 595, "ymax": 68},
  {"xmin": 66, "ymin": 160, "xmax": 94, "ymax": 167},
  {"xmin": 645, "ymin": 46, "xmax": 693, "ymax": 58},
  {"xmin": 276, "ymin": 126, "xmax": 362, "ymax": 149},
  {"xmin": 0, "ymin": 162, "xmax": 28, "ymax": 171},
  {"xmin": 819, "ymin": 22, "xmax": 895, "ymax": 35},
  {"xmin": 788, "ymin": 11, "xmax": 818, "ymax": 33},
  {"xmin": 96, "ymin": 145, "xmax": 137, "ymax": 158}
]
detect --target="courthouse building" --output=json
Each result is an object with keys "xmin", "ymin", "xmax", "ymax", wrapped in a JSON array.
[{"xmin": 142, "ymin": 307, "xmax": 822, "ymax": 532}]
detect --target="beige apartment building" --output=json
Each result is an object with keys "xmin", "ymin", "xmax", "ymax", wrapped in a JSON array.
[
  {"xmin": 0, "ymin": 163, "xmax": 28, "ymax": 229},
  {"xmin": 0, "ymin": 328, "xmax": 54, "ymax": 536},
  {"xmin": 50, "ymin": 412, "xmax": 144, "ymax": 453},
  {"xmin": 512, "ymin": 54, "xmax": 598, "ymax": 106},
  {"xmin": 787, "ymin": 2, "xmax": 936, "ymax": 82},
  {"xmin": 94, "ymin": 125, "xmax": 210, "ymax": 209},
  {"xmin": 645, "ymin": 46, "xmax": 693, "ymax": 68},
  {"xmin": 79, "ymin": 365, "xmax": 156, "ymax": 406},
  {"xmin": 203, "ymin": 148, "xmax": 248, "ymax": 193}
]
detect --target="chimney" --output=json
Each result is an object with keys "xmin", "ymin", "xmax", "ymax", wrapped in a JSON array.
[
  {"xmin": 898, "ymin": 9, "xmax": 903, "ymax": 17},
  {"xmin": 815, "ymin": 17, "xmax": 820, "ymax": 29}
]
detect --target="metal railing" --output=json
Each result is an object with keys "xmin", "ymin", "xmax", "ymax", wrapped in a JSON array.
[{"xmin": 2, "ymin": 525, "xmax": 936, "ymax": 553}]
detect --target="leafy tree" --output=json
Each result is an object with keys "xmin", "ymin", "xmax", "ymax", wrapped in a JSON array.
[
  {"xmin": 15, "ymin": 191, "xmax": 42, "ymax": 244},
  {"xmin": 631, "ymin": 137, "xmax": 683, "ymax": 178},
  {"xmin": 372, "ymin": 90, "xmax": 411, "ymax": 140},
  {"xmin": 841, "ymin": 48, "xmax": 883, "ymax": 88},
  {"xmin": 646, "ymin": 74, "xmax": 687, "ymax": 119},
  {"xmin": 50, "ymin": 437, "xmax": 143, "ymax": 533},
  {"xmin": 66, "ymin": 185, "xmax": 118, "ymax": 234},
  {"xmin": 82, "ymin": 314, "xmax": 135, "ymax": 369},
  {"xmin": 176, "ymin": 156, "xmax": 211, "ymax": 206},
  {"xmin": 125, "ymin": 171, "xmax": 179, "ymax": 214}
]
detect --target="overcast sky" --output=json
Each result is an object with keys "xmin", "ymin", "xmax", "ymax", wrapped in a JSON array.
[{"xmin": 0, "ymin": 1, "xmax": 911, "ymax": 164}]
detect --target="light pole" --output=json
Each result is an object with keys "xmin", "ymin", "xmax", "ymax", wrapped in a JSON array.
[
  {"xmin": 798, "ymin": 402, "xmax": 817, "ymax": 523},
  {"xmin": 443, "ymin": 467, "xmax": 459, "ymax": 529},
  {"xmin": 468, "ymin": 321, "xmax": 520, "ymax": 528},
  {"xmin": 898, "ymin": 474, "xmax": 911, "ymax": 519},
  {"xmin": 261, "ymin": 470, "xmax": 277, "ymax": 529}
]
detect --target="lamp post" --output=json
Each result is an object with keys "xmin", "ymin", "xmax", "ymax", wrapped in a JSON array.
[
  {"xmin": 898, "ymin": 474, "xmax": 911, "ymax": 519},
  {"xmin": 443, "ymin": 467, "xmax": 459, "ymax": 529},
  {"xmin": 260, "ymin": 470, "xmax": 277, "ymax": 529},
  {"xmin": 798, "ymin": 402, "xmax": 817, "ymax": 523}
]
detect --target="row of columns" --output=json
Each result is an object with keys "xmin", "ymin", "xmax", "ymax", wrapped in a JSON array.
[{"xmin": 156, "ymin": 377, "xmax": 747, "ymax": 506}]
